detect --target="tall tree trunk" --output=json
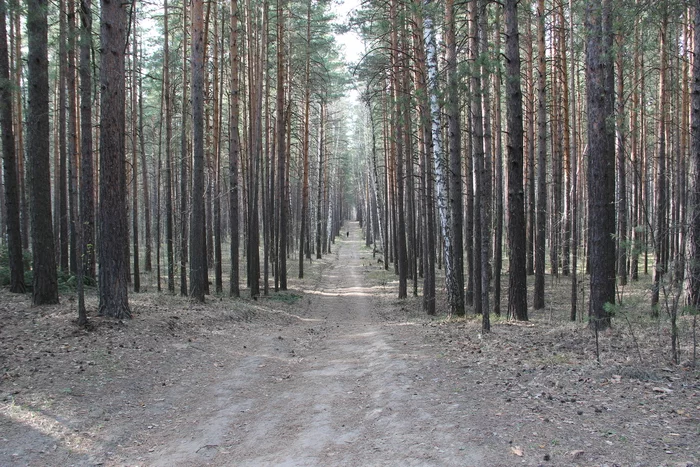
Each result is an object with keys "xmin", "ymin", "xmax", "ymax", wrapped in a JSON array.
[
  {"xmin": 98, "ymin": 0, "xmax": 130, "ymax": 317},
  {"xmin": 139, "ymin": 43, "xmax": 152, "ymax": 273},
  {"xmin": 586, "ymin": 0, "xmax": 615, "ymax": 329},
  {"xmin": 425, "ymin": 0, "xmax": 458, "ymax": 314},
  {"xmin": 479, "ymin": 0, "xmax": 492, "ymax": 331},
  {"xmin": 493, "ymin": 14, "xmax": 504, "ymax": 316},
  {"xmin": 229, "ymin": 0, "xmax": 241, "ymax": 297},
  {"xmin": 190, "ymin": 0, "xmax": 205, "ymax": 301},
  {"xmin": 131, "ymin": 8, "xmax": 140, "ymax": 293},
  {"xmin": 690, "ymin": 0, "xmax": 700, "ymax": 309},
  {"xmin": 569, "ymin": 0, "xmax": 579, "ymax": 320},
  {"xmin": 470, "ymin": 0, "xmax": 484, "ymax": 317},
  {"xmin": 615, "ymin": 35, "xmax": 628, "ymax": 287},
  {"xmin": 67, "ymin": 0, "xmax": 78, "ymax": 275},
  {"xmin": 163, "ymin": 0, "xmax": 175, "ymax": 293},
  {"xmin": 505, "ymin": 0, "xmax": 527, "ymax": 321},
  {"xmin": 534, "ymin": 0, "xmax": 547, "ymax": 310},
  {"xmin": 213, "ymin": 10, "xmax": 223, "ymax": 294},
  {"xmin": 58, "ymin": 0, "xmax": 69, "ymax": 273},
  {"xmin": 525, "ymin": 8, "xmax": 536, "ymax": 276},
  {"xmin": 391, "ymin": 0, "xmax": 408, "ymax": 299},
  {"xmin": 652, "ymin": 12, "xmax": 669, "ymax": 313},
  {"xmin": 412, "ymin": 0, "xmax": 435, "ymax": 315},
  {"xmin": 27, "ymin": 0, "xmax": 58, "ymax": 305},
  {"xmin": 276, "ymin": 0, "xmax": 287, "ymax": 290},
  {"xmin": 12, "ymin": 10, "xmax": 28, "ymax": 251},
  {"xmin": 156, "ymin": 80, "xmax": 163, "ymax": 291},
  {"xmin": 180, "ymin": 0, "xmax": 189, "ymax": 297},
  {"xmin": 0, "ymin": 0, "xmax": 25, "ymax": 293},
  {"xmin": 445, "ymin": 0, "xmax": 465, "ymax": 314},
  {"xmin": 299, "ymin": 0, "xmax": 311, "ymax": 279},
  {"xmin": 316, "ymin": 102, "xmax": 325, "ymax": 260},
  {"xmin": 559, "ymin": 0, "xmax": 571, "ymax": 277}
]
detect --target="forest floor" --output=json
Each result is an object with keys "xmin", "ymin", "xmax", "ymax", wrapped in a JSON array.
[{"xmin": 1, "ymin": 221, "xmax": 700, "ymax": 467}]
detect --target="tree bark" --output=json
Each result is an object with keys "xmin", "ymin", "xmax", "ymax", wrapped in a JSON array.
[
  {"xmin": 505, "ymin": 0, "xmax": 527, "ymax": 321},
  {"xmin": 445, "ymin": 0, "xmax": 465, "ymax": 315},
  {"xmin": 276, "ymin": 0, "xmax": 287, "ymax": 290},
  {"xmin": 229, "ymin": 0, "xmax": 241, "ymax": 297},
  {"xmin": 534, "ymin": 0, "xmax": 547, "ymax": 311},
  {"xmin": 131, "ymin": 8, "xmax": 140, "ymax": 293},
  {"xmin": 425, "ymin": 0, "xmax": 459, "ymax": 315},
  {"xmin": 585, "ymin": 0, "xmax": 615, "ymax": 329},
  {"xmin": 0, "ymin": 0, "xmax": 25, "ymax": 293},
  {"xmin": 190, "ymin": 0, "xmax": 205, "ymax": 301},
  {"xmin": 180, "ymin": 0, "xmax": 189, "ymax": 297},
  {"xmin": 27, "ymin": 0, "xmax": 59, "ymax": 305},
  {"xmin": 690, "ymin": 0, "xmax": 700, "ymax": 309},
  {"xmin": 98, "ymin": 0, "xmax": 130, "ymax": 318}
]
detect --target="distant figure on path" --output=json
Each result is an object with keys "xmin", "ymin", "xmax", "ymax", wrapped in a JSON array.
[{"xmin": 346, "ymin": 232, "xmax": 349, "ymax": 238}]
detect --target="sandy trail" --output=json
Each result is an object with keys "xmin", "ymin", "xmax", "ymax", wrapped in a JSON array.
[{"xmin": 134, "ymin": 222, "xmax": 484, "ymax": 466}]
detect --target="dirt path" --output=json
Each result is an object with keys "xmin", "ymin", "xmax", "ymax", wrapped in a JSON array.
[
  {"xmin": 130, "ymin": 222, "xmax": 484, "ymax": 466},
  {"xmin": 3, "ymin": 221, "xmax": 699, "ymax": 466}
]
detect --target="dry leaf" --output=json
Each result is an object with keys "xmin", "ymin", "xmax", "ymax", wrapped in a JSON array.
[
  {"xmin": 511, "ymin": 446, "xmax": 524, "ymax": 457},
  {"xmin": 570, "ymin": 450, "xmax": 585, "ymax": 458}
]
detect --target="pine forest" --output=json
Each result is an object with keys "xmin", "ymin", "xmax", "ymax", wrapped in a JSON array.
[{"xmin": 1, "ymin": 0, "xmax": 700, "ymax": 464}]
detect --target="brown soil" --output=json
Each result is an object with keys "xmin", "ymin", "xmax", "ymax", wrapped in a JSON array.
[{"xmin": 1, "ymin": 221, "xmax": 699, "ymax": 466}]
